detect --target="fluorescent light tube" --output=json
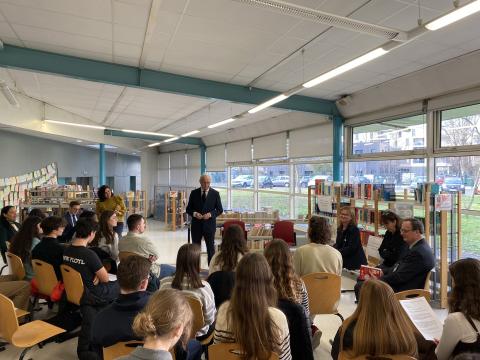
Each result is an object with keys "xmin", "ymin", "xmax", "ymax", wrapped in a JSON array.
[
  {"xmin": 121, "ymin": 129, "xmax": 174, "ymax": 137},
  {"xmin": 181, "ymin": 130, "xmax": 200, "ymax": 137},
  {"xmin": 164, "ymin": 137, "xmax": 179, "ymax": 143},
  {"xmin": 248, "ymin": 94, "xmax": 288, "ymax": 114},
  {"xmin": 426, "ymin": 0, "xmax": 480, "ymax": 30},
  {"xmin": 302, "ymin": 47, "xmax": 388, "ymax": 88},
  {"xmin": 208, "ymin": 118, "xmax": 235, "ymax": 129},
  {"xmin": 0, "ymin": 82, "xmax": 19, "ymax": 107},
  {"xmin": 148, "ymin": 142, "xmax": 161, "ymax": 147},
  {"xmin": 45, "ymin": 120, "xmax": 105, "ymax": 130}
]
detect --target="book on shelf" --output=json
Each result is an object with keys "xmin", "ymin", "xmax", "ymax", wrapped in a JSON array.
[
  {"xmin": 358, "ymin": 265, "xmax": 383, "ymax": 281},
  {"xmin": 355, "ymin": 207, "xmax": 376, "ymax": 224}
]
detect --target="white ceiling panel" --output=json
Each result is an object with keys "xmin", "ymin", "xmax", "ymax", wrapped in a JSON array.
[
  {"xmin": 0, "ymin": 20, "xmax": 17, "ymax": 38},
  {"xmin": 112, "ymin": 0, "xmax": 150, "ymax": 28},
  {"xmin": 379, "ymin": 5, "xmax": 440, "ymax": 31},
  {"xmin": 350, "ymin": 0, "xmax": 407, "ymax": 24},
  {"xmin": 113, "ymin": 24, "xmax": 146, "ymax": 46}
]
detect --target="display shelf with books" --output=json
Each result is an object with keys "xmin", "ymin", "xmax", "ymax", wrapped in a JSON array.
[
  {"xmin": 123, "ymin": 190, "xmax": 147, "ymax": 218},
  {"xmin": 164, "ymin": 190, "xmax": 186, "ymax": 231}
]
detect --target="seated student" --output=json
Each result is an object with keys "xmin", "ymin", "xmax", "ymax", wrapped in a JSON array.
[
  {"xmin": 118, "ymin": 288, "xmax": 193, "ymax": 360},
  {"xmin": 27, "ymin": 208, "xmax": 47, "ymax": 219},
  {"xmin": 9, "ymin": 216, "xmax": 42, "ymax": 280},
  {"xmin": 294, "ymin": 215, "xmax": 343, "ymax": 277},
  {"xmin": 160, "ymin": 244, "xmax": 216, "ymax": 341},
  {"xmin": 331, "ymin": 280, "xmax": 418, "ymax": 360},
  {"xmin": 264, "ymin": 239, "xmax": 315, "ymax": 358},
  {"xmin": 436, "ymin": 258, "xmax": 480, "ymax": 360},
  {"xmin": 32, "ymin": 216, "xmax": 66, "ymax": 280},
  {"xmin": 78, "ymin": 210, "xmax": 98, "ymax": 222},
  {"xmin": 91, "ymin": 254, "xmax": 152, "ymax": 357},
  {"xmin": 0, "ymin": 275, "xmax": 30, "ymax": 310},
  {"xmin": 90, "ymin": 210, "xmax": 119, "ymax": 273},
  {"xmin": 119, "ymin": 214, "xmax": 161, "ymax": 277},
  {"xmin": 0, "ymin": 205, "xmax": 21, "ymax": 264},
  {"xmin": 378, "ymin": 211, "xmax": 407, "ymax": 270},
  {"xmin": 208, "ymin": 224, "xmax": 248, "ymax": 275},
  {"xmin": 63, "ymin": 218, "xmax": 120, "ymax": 360},
  {"xmin": 60, "ymin": 200, "xmax": 81, "ymax": 243},
  {"xmin": 214, "ymin": 253, "xmax": 292, "ymax": 360}
]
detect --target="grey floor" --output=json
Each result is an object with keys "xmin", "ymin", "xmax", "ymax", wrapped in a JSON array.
[{"xmin": 1, "ymin": 219, "xmax": 447, "ymax": 359}]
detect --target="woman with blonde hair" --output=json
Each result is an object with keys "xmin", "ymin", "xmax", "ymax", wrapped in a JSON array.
[
  {"xmin": 331, "ymin": 279, "xmax": 417, "ymax": 359},
  {"xmin": 118, "ymin": 288, "xmax": 193, "ymax": 360},
  {"xmin": 214, "ymin": 252, "xmax": 292, "ymax": 360},
  {"xmin": 334, "ymin": 206, "xmax": 366, "ymax": 270}
]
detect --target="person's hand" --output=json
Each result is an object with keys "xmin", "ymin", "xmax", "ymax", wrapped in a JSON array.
[
  {"xmin": 202, "ymin": 212, "xmax": 212, "ymax": 220},
  {"xmin": 433, "ymin": 338, "xmax": 440, "ymax": 345},
  {"xmin": 93, "ymin": 276, "xmax": 99, "ymax": 286},
  {"xmin": 194, "ymin": 212, "xmax": 203, "ymax": 219}
]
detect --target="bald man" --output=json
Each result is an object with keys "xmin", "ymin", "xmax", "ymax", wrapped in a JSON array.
[{"xmin": 186, "ymin": 174, "xmax": 223, "ymax": 264}]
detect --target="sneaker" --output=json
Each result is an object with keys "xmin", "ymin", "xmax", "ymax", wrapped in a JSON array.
[{"xmin": 312, "ymin": 329, "xmax": 322, "ymax": 349}]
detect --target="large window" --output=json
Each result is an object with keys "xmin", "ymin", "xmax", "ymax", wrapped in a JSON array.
[
  {"xmin": 231, "ymin": 166, "xmax": 254, "ymax": 189},
  {"xmin": 231, "ymin": 166, "xmax": 254, "ymax": 211},
  {"xmin": 352, "ymin": 114, "xmax": 426, "ymax": 154},
  {"xmin": 231, "ymin": 190, "xmax": 254, "ymax": 212},
  {"xmin": 294, "ymin": 162, "xmax": 333, "ymax": 194},
  {"xmin": 258, "ymin": 192, "xmax": 289, "ymax": 218},
  {"xmin": 441, "ymin": 104, "xmax": 480, "ymax": 148},
  {"xmin": 207, "ymin": 171, "xmax": 227, "ymax": 188},
  {"xmin": 257, "ymin": 164, "xmax": 289, "ymax": 192}
]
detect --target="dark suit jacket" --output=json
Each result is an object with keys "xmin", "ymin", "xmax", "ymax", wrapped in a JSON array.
[
  {"xmin": 186, "ymin": 187, "xmax": 223, "ymax": 235},
  {"xmin": 32, "ymin": 237, "xmax": 64, "ymax": 280},
  {"xmin": 59, "ymin": 212, "xmax": 77, "ymax": 243},
  {"xmin": 0, "ymin": 217, "xmax": 20, "ymax": 253},
  {"xmin": 380, "ymin": 238, "xmax": 435, "ymax": 293},
  {"xmin": 334, "ymin": 225, "xmax": 367, "ymax": 270}
]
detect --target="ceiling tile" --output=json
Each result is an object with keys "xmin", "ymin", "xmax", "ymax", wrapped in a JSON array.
[
  {"xmin": 0, "ymin": 20, "xmax": 17, "ymax": 38},
  {"xmin": 113, "ymin": 0, "xmax": 150, "ymax": 28},
  {"xmin": 350, "ymin": 0, "xmax": 407, "ymax": 24},
  {"xmin": 113, "ymin": 24, "xmax": 145, "ymax": 45},
  {"xmin": 380, "ymin": 5, "xmax": 440, "ymax": 31},
  {"xmin": 159, "ymin": 0, "xmax": 188, "ymax": 14}
]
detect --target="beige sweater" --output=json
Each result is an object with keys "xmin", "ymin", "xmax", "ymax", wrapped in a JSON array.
[{"xmin": 293, "ymin": 243, "xmax": 343, "ymax": 277}]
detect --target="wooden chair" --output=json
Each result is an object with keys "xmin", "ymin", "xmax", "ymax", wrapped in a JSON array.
[
  {"xmin": 272, "ymin": 220, "xmax": 296, "ymax": 246},
  {"xmin": 0, "ymin": 293, "xmax": 65, "ymax": 360},
  {"xmin": 103, "ymin": 341, "xmax": 176, "ymax": 360},
  {"xmin": 118, "ymin": 251, "xmax": 138, "ymax": 262},
  {"xmin": 424, "ymin": 271, "xmax": 431, "ymax": 291},
  {"xmin": 223, "ymin": 220, "xmax": 248, "ymax": 240},
  {"xmin": 6, "ymin": 252, "xmax": 26, "ymax": 280},
  {"xmin": 60, "ymin": 264, "xmax": 84, "ymax": 306},
  {"xmin": 186, "ymin": 296, "xmax": 214, "ymax": 346},
  {"xmin": 208, "ymin": 343, "xmax": 279, "ymax": 360},
  {"xmin": 301, "ymin": 272, "xmax": 343, "ymax": 320},
  {"xmin": 395, "ymin": 289, "xmax": 431, "ymax": 302}
]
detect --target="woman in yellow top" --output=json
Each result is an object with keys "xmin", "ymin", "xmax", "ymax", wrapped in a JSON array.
[{"xmin": 96, "ymin": 185, "xmax": 126, "ymax": 238}]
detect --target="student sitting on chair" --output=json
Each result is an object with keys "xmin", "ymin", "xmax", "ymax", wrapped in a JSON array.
[
  {"xmin": 91, "ymin": 254, "xmax": 152, "ymax": 358},
  {"xmin": 0, "ymin": 275, "xmax": 30, "ymax": 310},
  {"xmin": 117, "ymin": 288, "xmax": 193, "ymax": 360},
  {"xmin": 90, "ymin": 210, "xmax": 119, "ymax": 274},
  {"xmin": 208, "ymin": 223, "xmax": 248, "ymax": 275},
  {"xmin": 0, "ymin": 205, "xmax": 22, "ymax": 264}
]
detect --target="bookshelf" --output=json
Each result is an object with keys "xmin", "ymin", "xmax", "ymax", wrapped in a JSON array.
[{"xmin": 164, "ymin": 190, "xmax": 186, "ymax": 231}]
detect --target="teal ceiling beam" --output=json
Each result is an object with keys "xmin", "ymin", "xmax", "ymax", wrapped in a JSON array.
[
  {"xmin": 104, "ymin": 129, "xmax": 205, "ymax": 146},
  {"xmin": 0, "ymin": 44, "xmax": 339, "ymax": 116}
]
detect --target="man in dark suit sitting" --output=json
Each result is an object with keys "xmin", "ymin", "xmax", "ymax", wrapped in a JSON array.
[
  {"xmin": 59, "ymin": 200, "xmax": 81, "ymax": 243},
  {"xmin": 186, "ymin": 174, "xmax": 223, "ymax": 264},
  {"xmin": 355, "ymin": 217, "xmax": 435, "ymax": 298}
]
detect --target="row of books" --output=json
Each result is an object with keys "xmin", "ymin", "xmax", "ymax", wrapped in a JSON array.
[
  {"xmin": 315, "ymin": 180, "xmax": 396, "ymax": 201},
  {"xmin": 413, "ymin": 183, "xmax": 440, "ymax": 203},
  {"xmin": 217, "ymin": 210, "xmax": 280, "ymax": 222}
]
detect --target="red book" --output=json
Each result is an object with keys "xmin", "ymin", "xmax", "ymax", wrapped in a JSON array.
[{"xmin": 358, "ymin": 265, "xmax": 383, "ymax": 281}]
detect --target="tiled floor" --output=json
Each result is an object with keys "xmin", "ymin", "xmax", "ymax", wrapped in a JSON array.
[{"xmin": 0, "ymin": 220, "xmax": 447, "ymax": 359}]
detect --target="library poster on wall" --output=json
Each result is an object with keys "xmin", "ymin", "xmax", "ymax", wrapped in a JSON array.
[
  {"xmin": 435, "ymin": 194, "xmax": 452, "ymax": 212},
  {"xmin": 393, "ymin": 202, "xmax": 414, "ymax": 219}
]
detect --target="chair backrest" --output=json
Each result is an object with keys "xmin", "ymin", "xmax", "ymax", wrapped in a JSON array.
[
  {"xmin": 272, "ymin": 221, "xmax": 295, "ymax": 245},
  {"xmin": 60, "ymin": 264, "xmax": 84, "ymax": 306},
  {"xmin": 223, "ymin": 220, "xmax": 248, "ymax": 240},
  {"xmin": 0, "ymin": 293, "xmax": 19, "ymax": 343},
  {"xmin": 186, "ymin": 295, "xmax": 205, "ymax": 336},
  {"xmin": 32, "ymin": 259, "xmax": 59, "ymax": 297},
  {"xmin": 103, "ymin": 340, "xmax": 143, "ymax": 360},
  {"xmin": 207, "ymin": 271, "xmax": 235, "ymax": 308},
  {"xmin": 395, "ymin": 289, "xmax": 431, "ymax": 302},
  {"xmin": 424, "ymin": 271, "xmax": 431, "ymax": 291},
  {"xmin": 301, "ymin": 272, "xmax": 341, "ymax": 315},
  {"xmin": 6, "ymin": 252, "xmax": 25, "ymax": 280},
  {"xmin": 208, "ymin": 343, "xmax": 279, "ymax": 360},
  {"xmin": 118, "ymin": 251, "xmax": 138, "ymax": 263}
]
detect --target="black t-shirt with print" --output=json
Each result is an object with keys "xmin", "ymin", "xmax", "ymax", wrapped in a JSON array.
[{"xmin": 63, "ymin": 245, "xmax": 103, "ymax": 291}]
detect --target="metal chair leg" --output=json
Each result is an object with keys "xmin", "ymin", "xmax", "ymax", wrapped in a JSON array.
[{"xmin": 18, "ymin": 346, "xmax": 32, "ymax": 360}]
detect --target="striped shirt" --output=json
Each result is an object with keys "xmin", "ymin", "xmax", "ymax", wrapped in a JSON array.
[
  {"xmin": 297, "ymin": 279, "xmax": 310, "ymax": 317},
  {"xmin": 214, "ymin": 301, "xmax": 292, "ymax": 360},
  {"xmin": 159, "ymin": 276, "xmax": 216, "ymax": 337}
]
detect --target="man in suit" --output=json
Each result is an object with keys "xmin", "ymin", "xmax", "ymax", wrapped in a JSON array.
[
  {"xmin": 186, "ymin": 174, "xmax": 223, "ymax": 264},
  {"xmin": 60, "ymin": 200, "xmax": 81, "ymax": 243},
  {"xmin": 354, "ymin": 217, "xmax": 434, "ymax": 299}
]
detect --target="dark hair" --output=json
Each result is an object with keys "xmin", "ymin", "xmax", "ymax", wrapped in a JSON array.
[
  {"xmin": 91, "ymin": 210, "xmax": 115, "ymax": 246},
  {"xmin": 97, "ymin": 185, "xmax": 112, "ymax": 202},
  {"xmin": 40, "ymin": 216, "xmax": 67, "ymax": 235},
  {"xmin": 28, "ymin": 208, "xmax": 47, "ymax": 219},
  {"xmin": 1, "ymin": 205, "xmax": 14, "ymax": 216},
  {"xmin": 127, "ymin": 214, "xmax": 144, "ymax": 231},
  {"xmin": 453, "ymin": 354, "xmax": 480, "ymax": 360},
  {"xmin": 9, "ymin": 216, "xmax": 42, "ymax": 263},
  {"xmin": 117, "ymin": 254, "xmax": 151, "ymax": 291},
  {"xmin": 449, "ymin": 258, "xmax": 480, "ymax": 320},
  {"xmin": 79, "ymin": 210, "xmax": 97, "ymax": 221},
  {"xmin": 172, "ymin": 244, "xmax": 203, "ymax": 290},
  {"xmin": 308, "ymin": 215, "xmax": 331, "ymax": 244},
  {"xmin": 214, "ymin": 224, "xmax": 248, "ymax": 272},
  {"xmin": 402, "ymin": 218, "xmax": 424, "ymax": 234},
  {"xmin": 381, "ymin": 211, "xmax": 402, "ymax": 232},
  {"xmin": 69, "ymin": 200, "xmax": 80, "ymax": 208},
  {"xmin": 75, "ymin": 218, "xmax": 99, "ymax": 239}
]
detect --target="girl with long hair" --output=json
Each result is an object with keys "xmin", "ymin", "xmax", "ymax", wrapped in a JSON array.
[
  {"xmin": 118, "ymin": 288, "xmax": 193, "ymax": 360},
  {"xmin": 160, "ymin": 244, "xmax": 216, "ymax": 339},
  {"xmin": 90, "ymin": 210, "xmax": 119, "ymax": 273},
  {"xmin": 436, "ymin": 258, "xmax": 480, "ymax": 360},
  {"xmin": 214, "ymin": 252, "xmax": 292, "ymax": 360},
  {"xmin": 9, "ymin": 216, "xmax": 42, "ymax": 280},
  {"xmin": 331, "ymin": 279, "xmax": 417, "ymax": 359},
  {"xmin": 378, "ymin": 210, "xmax": 407, "ymax": 270},
  {"xmin": 334, "ymin": 206, "xmax": 367, "ymax": 270},
  {"xmin": 96, "ymin": 185, "xmax": 126, "ymax": 238},
  {"xmin": 209, "ymin": 224, "xmax": 248, "ymax": 274}
]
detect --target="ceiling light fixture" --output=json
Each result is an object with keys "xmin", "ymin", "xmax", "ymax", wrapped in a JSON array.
[
  {"xmin": 76, "ymin": 139, "xmax": 83, "ymax": 143},
  {"xmin": 425, "ymin": 0, "xmax": 480, "ymax": 30},
  {"xmin": 45, "ymin": 119, "xmax": 105, "ymax": 130},
  {"xmin": 208, "ymin": 118, "xmax": 235, "ymax": 129},
  {"xmin": 0, "ymin": 81, "xmax": 19, "ymax": 107},
  {"xmin": 148, "ymin": 142, "xmax": 161, "ymax": 147},
  {"xmin": 164, "ymin": 137, "xmax": 179, "ymax": 143},
  {"xmin": 181, "ymin": 130, "xmax": 200, "ymax": 137},
  {"xmin": 303, "ymin": 47, "xmax": 388, "ymax": 88},
  {"xmin": 248, "ymin": 94, "xmax": 289, "ymax": 114},
  {"xmin": 121, "ymin": 129, "xmax": 174, "ymax": 137}
]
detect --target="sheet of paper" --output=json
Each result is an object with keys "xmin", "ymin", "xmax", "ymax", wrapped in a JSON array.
[
  {"xmin": 108, "ymin": 274, "xmax": 117, "ymax": 282},
  {"xmin": 399, "ymin": 296, "xmax": 443, "ymax": 341},
  {"xmin": 367, "ymin": 235, "xmax": 382, "ymax": 260}
]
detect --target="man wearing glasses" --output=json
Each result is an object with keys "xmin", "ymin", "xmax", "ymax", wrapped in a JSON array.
[{"xmin": 354, "ymin": 217, "xmax": 434, "ymax": 298}]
